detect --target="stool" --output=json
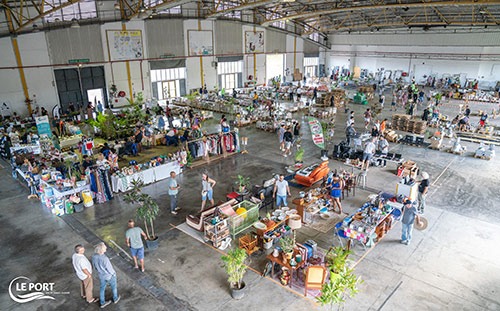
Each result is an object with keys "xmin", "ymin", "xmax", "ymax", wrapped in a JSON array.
[{"xmin": 357, "ymin": 171, "xmax": 367, "ymax": 189}]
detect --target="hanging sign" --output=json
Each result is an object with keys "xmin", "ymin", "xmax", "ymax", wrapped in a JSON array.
[
  {"xmin": 308, "ymin": 117, "xmax": 325, "ymax": 149},
  {"xmin": 35, "ymin": 116, "xmax": 52, "ymax": 138}
]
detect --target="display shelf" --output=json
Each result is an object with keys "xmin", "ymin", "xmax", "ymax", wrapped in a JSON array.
[{"xmin": 204, "ymin": 217, "xmax": 230, "ymax": 248}]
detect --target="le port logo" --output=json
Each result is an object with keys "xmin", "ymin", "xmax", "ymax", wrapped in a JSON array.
[{"xmin": 9, "ymin": 276, "xmax": 67, "ymax": 304}]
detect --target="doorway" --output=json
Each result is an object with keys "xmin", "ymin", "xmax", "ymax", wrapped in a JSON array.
[
  {"xmin": 266, "ymin": 54, "xmax": 284, "ymax": 85},
  {"xmin": 87, "ymin": 88, "xmax": 104, "ymax": 115}
]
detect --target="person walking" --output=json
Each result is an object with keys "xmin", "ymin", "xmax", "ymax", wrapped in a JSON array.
[
  {"xmin": 278, "ymin": 124, "xmax": 285, "ymax": 151},
  {"xmin": 168, "ymin": 171, "xmax": 181, "ymax": 215},
  {"xmin": 401, "ymin": 199, "xmax": 422, "ymax": 246},
  {"xmin": 273, "ymin": 174, "xmax": 291, "ymax": 208},
  {"xmin": 283, "ymin": 127, "xmax": 293, "ymax": 157},
  {"xmin": 72, "ymin": 244, "xmax": 97, "ymax": 304},
  {"xmin": 417, "ymin": 172, "xmax": 430, "ymax": 214},
  {"xmin": 92, "ymin": 242, "xmax": 120, "ymax": 308},
  {"xmin": 364, "ymin": 108, "xmax": 372, "ymax": 129},
  {"xmin": 201, "ymin": 172, "xmax": 216, "ymax": 210},
  {"xmin": 329, "ymin": 175, "xmax": 344, "ymax": 214},
  {"xmin": 125, "ymin": 220, "xmax": 147, "ymax": 272},
  {"xmin": 345, "ymin": 122, "xmax": 356, "ymax": 146},
  {"xmin": 361, "ymin": 138, "xmax": 376, "ymax": 171}
]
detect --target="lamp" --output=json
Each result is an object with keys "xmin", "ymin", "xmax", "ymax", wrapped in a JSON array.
[
  {"xmin": 70, "ymin": 18, "xmax": 80, "ymax": 28},
  {"xmin": 288, "ymin": 214, "xmax": 302, "ymax": 244}
]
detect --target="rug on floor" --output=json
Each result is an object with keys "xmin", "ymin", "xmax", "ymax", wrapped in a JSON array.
[{"xmin": 303, "ymin": 213, "xmax": 343, "ymax": 233}]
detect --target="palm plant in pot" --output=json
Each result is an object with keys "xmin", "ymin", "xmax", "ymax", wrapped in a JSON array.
[
  {"xmin": 279, "ymin": 236, "xmax": 295, "ymax": 261},
  {"xmin": 221, "ymin": 248, "xmax": 248, "ymax": 300},
  {"xmin": 124, "ymin": 179, "xmax": 160, "ymax": 249},
  {"xmin": 235, "ymin": 174, "xmax": 251, "ymax": 194}
]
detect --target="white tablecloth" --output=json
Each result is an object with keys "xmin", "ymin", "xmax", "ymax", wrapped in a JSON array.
[
  {"xmin": 111, "ymin": 162, "xmax": 181, "ymax": 193},
  {"xmin": 41, "ymin": 180, "xmax": 91, "ymax": 199}
]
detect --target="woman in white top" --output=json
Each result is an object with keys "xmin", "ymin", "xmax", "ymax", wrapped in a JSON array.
[{"xmin": 201, "ymin": 173, "xmax": 216, "ymax": 210}]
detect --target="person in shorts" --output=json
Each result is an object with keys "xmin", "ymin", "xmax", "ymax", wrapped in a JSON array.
[
  {"xmin": 361, "ymin": 138, "xmax": 376, "ymax": 171},
  {"xmin": 273, "ymin": 175, "xmax": 291, "ymax": 208},
  {"xmin": 125, "ymin": 220, "xmax": 147, "ymax": 272}
]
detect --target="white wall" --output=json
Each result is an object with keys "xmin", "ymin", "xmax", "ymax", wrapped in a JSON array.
[
  {"xmin": 0, "ymin": 33, "xmax": 58, "ymax": 116},
  {"xmin": 285, "ymin": 34, "xmax": 304, "ymax": 82},
  {"xmin": 242, "ymin": 25, "xmax": 266, "ymax": 85},
  {"xmin": 100, "ymin": 20, "xmax": 150, "ymax": 104},
  {"xmin": 184, "ymin": 20, "xmax": 217, "ymax": 92}
]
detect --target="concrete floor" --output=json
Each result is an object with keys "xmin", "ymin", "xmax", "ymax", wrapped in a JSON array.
[{"xmin": 1, "ymin": 96, "xmax": 500, "ymax": 311}]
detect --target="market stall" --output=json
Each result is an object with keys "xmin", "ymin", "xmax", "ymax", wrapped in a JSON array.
[{"xmin": 111, "ymin": 161, "xmax": 181, "ymax": 193}]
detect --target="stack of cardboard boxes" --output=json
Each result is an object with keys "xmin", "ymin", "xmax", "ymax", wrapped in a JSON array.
[
  {"xmin": 293, "ymin": 69, "xmax": 303, "ymax": 81},
  {"xmin": 397, "ymin": 160, "xmax": 419, "ymax": 179}
]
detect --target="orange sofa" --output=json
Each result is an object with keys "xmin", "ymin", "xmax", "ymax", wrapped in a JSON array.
[{"xmin": 294, "ymin": 161, "xmax": 330, "ymax": 187}]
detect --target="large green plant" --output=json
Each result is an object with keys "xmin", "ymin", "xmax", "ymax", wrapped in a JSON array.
[
  {"xmin": 87, "ymin": 112, "xmax": 117, "ymax": 139},
  {"xmin": 123, "ymin": 179, "xmax": 160, "ymax": 240},
  {"xmin": 221, "ymin": 248, "xmax": 248, "ymax": 289},
  {"xmin": 317, "ymin": 247, "xmax": 363, "ymax": 310}
]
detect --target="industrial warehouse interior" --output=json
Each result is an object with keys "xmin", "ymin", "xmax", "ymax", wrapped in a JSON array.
[{"xmin": 0, "ymin": 0, "xmax": 499, "ymax": 310}]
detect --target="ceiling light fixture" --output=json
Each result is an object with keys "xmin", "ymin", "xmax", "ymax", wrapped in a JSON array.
[
  {"xmin": 32, "ymin": 24, "xmax": 40, "ymax": 32},
  {"xmin": 70, "ymin": 18, "xmax": 80, "ymax": 28},
  {"xmin": 114, "ymin": 2, "xmax": 120, "ymax": 10}
]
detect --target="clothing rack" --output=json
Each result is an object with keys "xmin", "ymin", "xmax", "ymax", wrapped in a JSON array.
[{"xmin": 185, "ymin": 131, "xmax": 240, "ymax": 168}]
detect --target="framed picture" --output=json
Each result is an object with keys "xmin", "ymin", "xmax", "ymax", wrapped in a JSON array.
[
  {"xmin": 188, "ymin": 30, "xmax": 214, "ymax": 56},
  {"xmin": 106, "ymin": 30, "xmax": 143, "ymax": 61},
  {"xmin": 245, "ymin": 31, "xmax": 264, "ymax": 53}
]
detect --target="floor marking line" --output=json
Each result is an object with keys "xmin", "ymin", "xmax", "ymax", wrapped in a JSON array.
[
  {"xmin": 432, "ymin": 157, "xmax": 456, "ymax": 186},
  {"xmin": 377, "ymin": 281, "xmax": 403, "ymax": 311},
  {"xmin": 109, "ymin": 239, "xmax": 133, "ymax": 261}
]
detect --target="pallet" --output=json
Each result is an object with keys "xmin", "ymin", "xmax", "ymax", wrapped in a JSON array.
[
  {"xmin": 474, "ymin": 154, "xmax": 492, "ymax": 160},
  {"xmin": 446, "ymin": 149, "xmax": 465, "ymax": 155}
]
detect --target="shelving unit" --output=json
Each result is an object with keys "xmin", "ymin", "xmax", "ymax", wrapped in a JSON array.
[{"xmin": 203, "ymin": 217, "xmax": 230, "ymax": 248}]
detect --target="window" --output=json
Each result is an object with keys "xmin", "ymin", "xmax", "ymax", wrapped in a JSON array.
[
  {"xmin": 266, "ymin": 11, "xmax": 285, "ymax": 29},
  {"xmin": 308, "ymin": 33, "xmax": 320, "ymax": 42},
  {"xmin": 218, "ymin": 61, "xmax": 242, "ymax": 90},
  {"xmin": 43, "ymin": 0, "xmax": 97, "ymax": 23},
  {"xmin": 151, "ymin": 68, "xmax": 186, "ymax": 100}
]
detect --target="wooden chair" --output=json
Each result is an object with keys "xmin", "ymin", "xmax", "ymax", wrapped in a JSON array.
[{"xmin": 304, "ymin": 265, "xmax": 327, "ymax": 297}]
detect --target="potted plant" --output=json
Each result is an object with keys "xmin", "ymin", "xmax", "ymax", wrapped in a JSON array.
[
  {"xmin": 317, "ymin": 247, "xmax": 363, "ymax": 310},
  {"xmin": 235, "ymin": 174, "xmax": 251, "ymax": 193},
  {"xmin": 124, "ymin": 179, "xmax": 160, "ymax": 250},
  {"xmin": 221, "ymin": 248, "xmax": 248, "ymax": 300},
  {"xmin": 279, "ymin": 236, "xmax": 295, "ymax": 260}
]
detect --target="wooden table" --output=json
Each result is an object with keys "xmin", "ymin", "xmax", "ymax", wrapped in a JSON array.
[{"xmin": 266, "ymin": 252, "xmax": 306, "ymax": 288}]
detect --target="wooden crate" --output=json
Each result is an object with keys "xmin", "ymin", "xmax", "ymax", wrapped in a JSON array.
[{"xmin": 239, "ymin": 234, "xmax": 259, "ymax": 255}]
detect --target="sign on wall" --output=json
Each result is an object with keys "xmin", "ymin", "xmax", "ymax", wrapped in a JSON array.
[
  {"xmin": 106, "ymin": 30, "xmax": 143, "ymax": 61},
  {"xmin": 245, "ymin": 31, "xmax": 264, "ymax": 53},
  {"xmin": 187, "ymin": 30, "xmax": 214, "ymax": 56}
]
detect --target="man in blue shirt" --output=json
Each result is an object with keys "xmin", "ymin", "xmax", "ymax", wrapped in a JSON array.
[
  {"xmin": 401, "ymin": 200, "xmax": 422, "ymax": 246},
  {"xmin": 92, "ymin": 242, "xmax": 120, "ymax": 308}
]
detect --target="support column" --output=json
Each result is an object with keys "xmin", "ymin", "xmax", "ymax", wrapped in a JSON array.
[
  {"xmin": 5, "ymin": 7, "xmax": 32, "ymax": 114},
  {"xmin": 121, "ymin": 22, "xmax": 134, "ymax": 100},
  {"xmin": 11, "ymin": 36, "xmax": 32, "ymax": 114},
  {"xmin": 198, "ymin": 4, "xmax": 204, "ymax": 88}
]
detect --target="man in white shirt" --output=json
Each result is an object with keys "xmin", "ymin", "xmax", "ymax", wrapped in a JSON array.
[
  {"xmin": 273, "ymin": 174, "xmax": 291, "ymax": 208},
  {"xmin": 361, "ymin": 138, "xmax": 376, "ymax": 171},
  {"xmin": 72, "ymin": 244, "xmax": 97, "ymax": 303}
]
